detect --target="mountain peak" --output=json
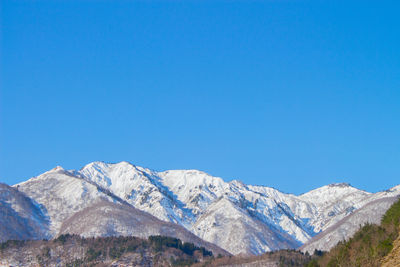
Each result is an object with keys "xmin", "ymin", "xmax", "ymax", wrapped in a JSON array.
[
  {"xmin": 81, "ymin": 161, "xmax": 110, "ymax": 170},
  {"xmin": 328, "ymin": 182, "xmax": 351, "ymax": 188},
  {"xmin": 52, "ymin": 166, "xmax": 65, "ymax": 172},
  {"xmin": 40, "ymin": 165, "xmax": 67, "ymax": 175},
  {"xmin": 80, "ymin": 161, "xmax": 145, "ymax": 173}
]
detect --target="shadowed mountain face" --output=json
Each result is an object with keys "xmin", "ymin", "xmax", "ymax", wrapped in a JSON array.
[
  {"xmin": 4, "ymin": 161, "xmax": 400, "ymax": 255},
  {"xmin": 0, "ymin": 183, "xmax": 50, "ymax": 242}
]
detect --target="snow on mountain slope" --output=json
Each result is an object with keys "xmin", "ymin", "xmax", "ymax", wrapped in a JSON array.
[
  {"xmin": 158, "ymin": 170, "xmax": 312, "ymax": 242},
  {"xmin": 158, "ymin": 169, "xmax": 227, "ymax": 214},
  {"xmin": 300, "ymin": 196, "xmax": 399, "ymax": 253},
  {"xmin": 0, "ymin": 183, "xmax": 50, "ymax": 242},
  {"xmin": 15, "ymin": 166, "xmax": 123, "ymax": 235},
  {"xmin": 58, "ymin": 200, "xmax": 229, "ymax": 256},
  {"xmin": 365, "ymin": 184, "xmax": 400, "ymax": 202},
  {"xmin": 191, "ymin": 197, "xmax": 300, "ymax": 255},
  {"xmin": 299, "ymin": 185, "xmax": 400, "ymax": 253},
  {"xmin": 77, "ymin": 161, "xmax": 194, "ymax": 227},
  {"xmin": 227, "ymin": 182, "xmax": 313, "ymax": 243},
  {"xmin": 297, "ymin": 183, "xmax": 372, "ymax": 233}
]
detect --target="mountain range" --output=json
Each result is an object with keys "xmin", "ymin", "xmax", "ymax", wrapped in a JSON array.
[{"xmin": 1, "ymin": 161, "xmax": 399, "ymax": 256}]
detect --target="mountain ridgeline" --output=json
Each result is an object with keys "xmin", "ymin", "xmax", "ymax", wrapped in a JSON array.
[{"xmin": 1, "ymin": 161, "xmax": 399, "ymax": 260}]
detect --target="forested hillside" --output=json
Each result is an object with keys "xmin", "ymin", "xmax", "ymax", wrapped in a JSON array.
[{"xmin": 0, "ymin": 234, "xmax": 214, "ymax": 266}]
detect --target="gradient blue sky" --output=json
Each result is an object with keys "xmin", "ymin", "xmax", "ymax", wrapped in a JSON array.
[{"xmin": 1, "ymin": 0, "xmax": 399, "ymax": 194}]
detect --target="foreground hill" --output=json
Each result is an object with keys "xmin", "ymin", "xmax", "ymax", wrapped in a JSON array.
[
  {"xmin": 0, "ymin": 234, "xmax": 215, "ymax": 267},
  {"xmin": 0, "ymin": 234, "xmax": 316, "ymax": 267}
]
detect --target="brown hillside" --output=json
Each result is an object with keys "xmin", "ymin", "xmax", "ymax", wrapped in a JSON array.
[{"xmin": 381, "ymin": 230, "xmax": 400, "ymax": 267}]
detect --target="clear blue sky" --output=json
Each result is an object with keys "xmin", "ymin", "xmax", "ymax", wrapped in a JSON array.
[{"xmin": 1, "ymin": 0, "xmax": 399, "ymax": 194}]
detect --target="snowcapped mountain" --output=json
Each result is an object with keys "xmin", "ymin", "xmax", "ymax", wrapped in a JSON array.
[
  {"xmin": 12, "ymin": 167, "xmax": 228, "ymax": 256},
  {"xmin": 75, "ymin": 162, "xmax": 312, "ymax": 254},
  {"xmin": 68, "ymin": 161, "xmax": 400, "ymax": 254},
  {"xmin": 5, "ymin": 161, "xmax": 400, "ymax": 255},
  {"xmin": 16, "ymin": 166, "xmax": 121, "ymax": 236}
]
